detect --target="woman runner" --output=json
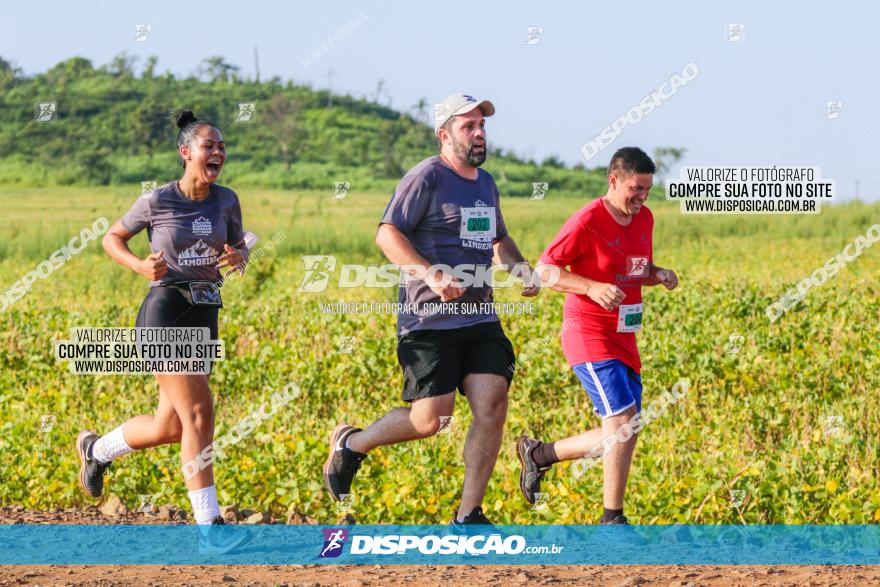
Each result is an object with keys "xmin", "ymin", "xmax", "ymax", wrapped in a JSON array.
[{"xmin": 76, "ymin": 110, "xmax": 250, "ymax": 553}]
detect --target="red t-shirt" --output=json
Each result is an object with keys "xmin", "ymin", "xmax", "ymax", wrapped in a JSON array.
[{"xmin": 540, "ymin": 198, "xmax": 653, "ymax": 373}]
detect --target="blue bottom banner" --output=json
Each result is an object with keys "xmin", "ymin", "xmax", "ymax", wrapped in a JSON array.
[{"xmin": 1, "ymin": 524, "xmax": 879, "ymax": 565}]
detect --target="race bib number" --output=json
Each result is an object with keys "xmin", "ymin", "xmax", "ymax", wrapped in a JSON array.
[
  {"xmin": 616, "ymin": 303, "xmax": 643, "ymax": 333},
  {"xmin": 460, "ymin": 207, "xmax": 496, "ymax": 241}
]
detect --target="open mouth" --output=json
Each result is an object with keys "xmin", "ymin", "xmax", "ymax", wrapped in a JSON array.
[{"xmin": 205, "ymin": 160, "xmax": 223, "ymax": 175}]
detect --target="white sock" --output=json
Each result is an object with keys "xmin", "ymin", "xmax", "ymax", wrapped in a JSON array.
[
  {"xmin": 91, "ymin": 425, "xmax": 134, "ymax": 464},
  {"xmin": 188, "ymin": 485, "xmax": 221, "ymax": 525}
]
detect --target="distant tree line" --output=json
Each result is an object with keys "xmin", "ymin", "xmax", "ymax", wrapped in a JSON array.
[{"xmin": 0, "ymin": 55, "xmax": 684, "ymax": 196}]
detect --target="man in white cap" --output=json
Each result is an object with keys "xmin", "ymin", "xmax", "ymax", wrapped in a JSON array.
[{"xmin": 324, "ymin": 93, "xmax": 539, "ymax": 526}]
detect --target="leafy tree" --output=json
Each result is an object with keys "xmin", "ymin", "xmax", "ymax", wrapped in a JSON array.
[
  {"xmin": 541, "ymin": 155, "xmax": 566, "ymax": 169},
  {"xmin": 199, "ymin": 57, "xmax": 240, "ymax": 83},
  {"xmin": 262, "ymin": 93, "xmax": 308, "ymax": 171},
  {"xmin": 0, "ymin": 57, "xmax": 22, "ymax": 87},
  {"xmin": 654, "ymin": 146, "xmax": 687, "ymax": 184},
  {"xmin": 142, "ymin": 56, "xmax": 159, "ymax": 81},
  {"xmin": 410, "ymin": 97, "xmax": 430, "ymax": 126},
  {"xmin": 0, "ymin": 56, "xmax": 644, "ymax": 191},
  {"xmin": 129, "ymin": 90, "xmax": 168, "ymax": 159},
  {"xmin": 102, "ymin": 53, "xmax": 138, "ymax": 77},
  {"xmin": 44, "ymin": 57, "xmax": 95, "ymax": 85},
  {"xmin": 376, "ymin": 119, "xmax": 406, "ymax": 178}
]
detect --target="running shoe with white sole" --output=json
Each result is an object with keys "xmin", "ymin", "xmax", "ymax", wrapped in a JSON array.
[
  {"xmin": 516, "ymin": 434, "xmax": 550, "ymax": 505},
  {"xmin": 323, "ymin": 423, "xmax": 366, "ymax": 501},
  {"xmin": 76, "ymin": 430, "xmax": 110, "ymax": 498}
]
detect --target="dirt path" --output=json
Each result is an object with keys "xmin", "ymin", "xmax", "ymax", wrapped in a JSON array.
[{"xmin": 2, "ymin": 508, "xmax": 878, "ymax": 586}]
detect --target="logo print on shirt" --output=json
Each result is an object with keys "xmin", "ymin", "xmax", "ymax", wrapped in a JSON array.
[
  {"xmin": 178, "ymin": 239, "xmax": 220, "ymax": 267},
  {"xmin": 608, "ymin": 237, "xmax": 621, "ymax": 248},
  {"xmin": 192, "ymin": 217, "xmax": 212, "ymax": 236},
  {"xmin": 474, "ymin": 199, "xmax": 489, "ymax": 207},
  {"xmin": 626, "ymin": 256, "xmax": 649, "ymax": 277}
]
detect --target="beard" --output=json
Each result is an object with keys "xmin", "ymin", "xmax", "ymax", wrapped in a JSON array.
[{"xmin": 451, "ymin": 135, "xmax": 487, "ymax": 167}]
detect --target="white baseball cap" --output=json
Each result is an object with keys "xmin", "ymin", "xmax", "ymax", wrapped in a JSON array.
[{"xmin": 433, "ymin": 93, "xmax": 495, "ymax": 133}]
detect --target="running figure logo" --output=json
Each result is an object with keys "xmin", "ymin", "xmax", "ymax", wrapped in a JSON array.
[
  {"xmin": 298, "ymin": 255, "xmax": 337, "ymax": 292},
  {"xmin": 524, "ymin": 26, "xmax": 543, "ymax": 45},
  {"xmin": 729, "ymin": 489, "xmax": 746, "ymax": 508},
  {"xmin": 333, "ymin": 182, "xmax": 350, "ymax": 199},
  {"xmin": 336, "ymin": 336, "xmax": 356, "ymax": 354},
  {"xmin": 133, "ymin": 24, "xmax": 152, "ymax": 42},
  {"xmin": 724, "ymin": 334, "xmax": 744, "ymax": 354},
  {"xmin": 140, "ymin": 181, "xmax": 157, "ymax": 199},
  {"xmin": 626, "ymin": 256, "xmax": 649, "ymax": 277},
  {"xmin": 824, "ymin": 101, "xmax": 843, "ymax": 120},
  {"xmin": 236, "ymin": 103, "xmax": 256, "ymax": 123},
  {"xmin": 319, "ymin": 528, "xmax": 349, "ymax": 558},
  {"xmin": 726, "ymin": 23, "xmax": 745, "ymax": 42},
  {"xmin": 39, "ymin": 415, "xmax": 56, "ymax": 432},
  {"xmin": 336, "ymin": 493, "xmax": 354, "ymax": 513},
  {"xmin": 433, "ymin": 103, "xmax": 450, "ymax": 123},
  {"xmin": 35, "ymin": 102, "xmax": 57, "ymax": 122},
  {"xmin": 531, "ymin": 182, "xmax": 549, "ymax": 200},
  {"xmin": 437, "ymin": 416, "xmax": 455, "ymax": 435},
  {"xmin": 531, "ymin": 492, "xmax": 552, "ymax": 512},
  {"xmin": 821, "ymin": 415, "xmax": 844, "ymax": 437}
]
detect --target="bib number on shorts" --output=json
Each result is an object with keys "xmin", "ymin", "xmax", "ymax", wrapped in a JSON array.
[
  {"xmin": 616, "ymin": 303, "xmax": 643, "ymax": 333},
  {"xmin": 459, "ymin": 207, "xmax": 496, "ymax": 241}
]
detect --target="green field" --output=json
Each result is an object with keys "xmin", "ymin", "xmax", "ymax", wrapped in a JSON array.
[{"xmin": 1, "ymin": 186, "xmax": 878, "ymax": 524}]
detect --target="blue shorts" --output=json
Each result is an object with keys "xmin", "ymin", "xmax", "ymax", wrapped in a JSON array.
[{"xmin": 573, "ymin": 359, "xmax": 642, "ymax": 418}]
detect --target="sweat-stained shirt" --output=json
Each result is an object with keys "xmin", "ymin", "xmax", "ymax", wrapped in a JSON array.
[
  {"xmin": 539, "ymin": 198, "xmax": 653, "ymax": 373},
  {"xmin": 120, "ymin": 181, "xmax": 246, "ymax": 287},
  {"xmin": 379, "ymin": 155, "xmax": 509, "ymax": 335}
]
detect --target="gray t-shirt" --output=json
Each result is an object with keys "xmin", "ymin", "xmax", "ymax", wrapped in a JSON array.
[
  {"xmin": 380, "ymin": 155, "xmax": 509, "ymax": 334},
  {"xmin": 121, "ymin": 181, "xmax": 246, "ymax": 287}
]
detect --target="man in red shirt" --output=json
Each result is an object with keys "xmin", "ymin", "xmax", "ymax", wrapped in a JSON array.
[{"xmin": 516, "ymin": 147, "xmax": 678, "ymax": 524}]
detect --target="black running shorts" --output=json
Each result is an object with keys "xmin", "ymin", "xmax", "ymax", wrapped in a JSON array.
[
  {"xmin": 135, "ymin": 287, "xmax": 219, "ymax": 373},
  {"xmin": 396, "ymin": 321, "xmax": 515, "ymax": 402}
]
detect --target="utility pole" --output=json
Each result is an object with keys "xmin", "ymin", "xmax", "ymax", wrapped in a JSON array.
[
  {"xmin": 326, "ymin": 68, "xmax": 335, "ymax": 106},
  {"xmin": 253, "ymin": 45, "xmax": 260, "ymax": 83}
]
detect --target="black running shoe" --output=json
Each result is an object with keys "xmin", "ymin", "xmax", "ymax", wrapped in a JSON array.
[
  {"xmin": 323, "ymin": 423, "xmax": 366, "ymax": 501},
  {"xmin": 596, "ymin": 514, "xmax": 646, "ymax": 544},
  {"xmin": 198, "ymin": 516, "xmax": 249, "ymax": 555},
  {"xmin": 449, "ymin": 506, "xmax": 494, "ymax": 529},
  {"xmin": 601, "ymin": 514, "xmax": 630, "ymax": 525},
  {"xmin": 516, "ymin": 435, "xmax": 550, "ymax": 505},
  {"xmin": 76, "ymin": 430, "xmax": 110, "ymax": 498}
]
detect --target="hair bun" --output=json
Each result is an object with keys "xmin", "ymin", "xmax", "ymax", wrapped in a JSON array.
[{"xmin": 176, "ymin": 110, "xmax": 197, "ymax": 129}]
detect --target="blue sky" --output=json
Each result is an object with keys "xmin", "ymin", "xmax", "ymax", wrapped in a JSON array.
[{"xmin": 2, "ymin": 0, "xmax": 877, "ymax": 200}]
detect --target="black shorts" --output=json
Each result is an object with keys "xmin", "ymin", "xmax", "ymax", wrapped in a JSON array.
[
  {"xmin": 396, "ymin": 321, "xmax": 515, "ymax": 402},
  {"xmin": 136, "ymin": 287, "xmax": 219, "ymax": 372}
]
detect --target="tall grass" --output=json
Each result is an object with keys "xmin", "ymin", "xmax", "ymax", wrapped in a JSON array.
[{"xmin": 1, "ymin": 187, "xmax": 878, "ymax": 523}]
